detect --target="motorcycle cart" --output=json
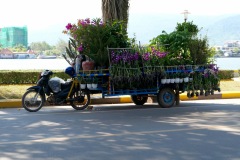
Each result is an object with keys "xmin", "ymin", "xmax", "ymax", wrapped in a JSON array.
[{"xmin": 77, "ymin": 48, "xmax": 220, "ymax": 108}]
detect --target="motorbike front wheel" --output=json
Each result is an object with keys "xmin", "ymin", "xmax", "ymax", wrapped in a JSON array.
[
  {"xmin": 22, "ymin": 90, "xmax": 44, "ymax": 112},
  {"xmin": 70, "ymin": 90, "xmax": 90, "ymax": 110}
]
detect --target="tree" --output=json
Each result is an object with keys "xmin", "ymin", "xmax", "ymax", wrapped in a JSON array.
[
  {"xmin": 12, "ymin": 44, "xmax": 27, "ymax": 52},
  {"xmin": 55, "ymin": 39, "xmax": 68, "ymax": 54},
  {"xmin": 30, "ymin": 41, "xmax": 52, "ymax": 53},
  {"xmin": 102, "ymin": 0, "xmax": 130, "ymax": 27}
]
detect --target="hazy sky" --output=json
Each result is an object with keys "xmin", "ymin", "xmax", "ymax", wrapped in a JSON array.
[
  {"xmin": 1, "ymin": 0, "xmax": 240, "ymax": 44},
  {"xmin": 1, "ymin": 0, "xmax": 240, "ymax": 27}
]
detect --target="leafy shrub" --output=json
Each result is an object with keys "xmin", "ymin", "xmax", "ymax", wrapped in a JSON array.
[
  {"xmin": 0, "ymin": 70, "xmax": 69, "ymax": 84},
  {"xmin": 0, "ymin": 69, "xmax": 235, "ymax": 84},
  {"xmin": 218, "ymin": 70, "xmax": 234, "ymax": 80}
]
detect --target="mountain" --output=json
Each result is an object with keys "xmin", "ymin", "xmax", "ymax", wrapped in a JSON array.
[
  {"xmin": 28, "ymin": 14, "xmax": 240, "ymax": 46},
  {"xmin": 128, "ymin": 13, "xmax": 240, "ymax": 46},
  {"xmin": 28, "ymin": 23, "xmax": 69, "ymax": 45},
  {"xmin": 201, "ymin": 14, "xmax": 240, "ymax": 46}
]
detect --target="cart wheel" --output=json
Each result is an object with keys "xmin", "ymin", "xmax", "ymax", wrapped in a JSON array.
[
  {"xmin": 157, "ymin": 88, "xmax": 176, "ymax": 108},
  {"xmin": 131, "ymin": 94, "xmax": 148, "ymax": 105}
]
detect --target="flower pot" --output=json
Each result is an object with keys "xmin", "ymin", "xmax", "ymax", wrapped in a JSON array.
[
  {"xmin": 170, "ymin": 79, "xmax": 175, "ymax": 83},
  {"xmin": 179, "ymin": 78, "xmax": 183, "ymax": 83},
  {"xmin": 184, "ymin": 77, "xmax": 189, "ymax": 82},
  {"xmin": 166, "ymin": 79, "xmax": 171, "ymax": 84},
  {"xmin": 80, "ymin": 84, "xmax": 86, "ymax": 89},
  {"xmin": 87, "ymin": 84, "xmax": 92, "ymax": 89},
  {"xmin": 161, "ymin": 79, "xmax": 167, "ymax": 84},
  {"xmin": 92, "ymin": 83, "xmax": 98, "ymax": 89},
  {"xmin": 175, "ymin": 78, "xmax": 180, "ymax": 83},
  {"xmin": 82, "ymin": 61, "xmax": 95, "ymax": 71}
]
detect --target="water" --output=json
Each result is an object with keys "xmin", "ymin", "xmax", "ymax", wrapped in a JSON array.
[
  {"xmin": 0, "ymin": 59, "xmax": 70, "ymax": 71},
  {"xmin": 214, "ymin": 58, "xmax": 240, "ymax": 70},
  {"xmin": 0, "ymin": 58, "xmax": 239, "ymax": 70}
]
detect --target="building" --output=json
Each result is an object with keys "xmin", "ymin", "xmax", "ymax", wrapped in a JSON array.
[
  {"xmin": 0, "ymin": 48, "xmax": 36, "ymax": 59},
  {"xmin": 0, "ymin": 48, "xmax": 14, "ymax": 59},
  {"xmin": 214, "ymin": 40, "xmax": 240, "ymax": 57},
  {"xmin": 0, "ymin": 26, "xmax": 28, "ymax": 48}
]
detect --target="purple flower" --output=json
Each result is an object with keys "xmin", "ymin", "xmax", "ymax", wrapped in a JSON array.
[
  {"xmin": 133, "ymin": 52, "xmax": 139, "ymax": 61},
  {"xmin": 85, "ymin": 18, "xmax": 90, "ymax": 24},
  {"xmin": 111, "ymin": 51, "xmax": 122, "ymax": 64},
  {"xmin": 142, "ymin": 52, "xmax": 150, "ymax": 61},
  {"xmin": 209, "ymin": 64, "xmax": 216, "ymax": 69},
  {"xmin": 204, "ymin": 73, "xmax": 209, "ymax": 78}
]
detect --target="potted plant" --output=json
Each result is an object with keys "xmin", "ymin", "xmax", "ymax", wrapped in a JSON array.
[
  {"xmin": 161, "ymin": 71, "xmax": 167, "ymax": 84},
  {"xmin": 170, "ymin": 73, "xmax": 175, "ymax": 83},
  {"xmin": 174, "ymin": 72, "xmax": 180, "ymax": 83},
  {"xmin": 91, "ymin": 77, "xmax": 98, "ymax": 89},
  {"xmin": 80, "ymin": 77, "xmax": 86, "ymax": 89},
  {"xmin": 63, "ymin": 18, "xmax": 130, "ymax": 70},
  {"xmin": 86, "ymin": 77, "xmax": 92, "ymax": 89}
]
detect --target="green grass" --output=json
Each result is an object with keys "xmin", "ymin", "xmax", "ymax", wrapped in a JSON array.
[
  {"xmin": 0, "ymin": 80, "xmax": 239, "ymax": 100},
  {"xmin": 0, "ymin": 84, "xmax": 32, "ymax": 100}
]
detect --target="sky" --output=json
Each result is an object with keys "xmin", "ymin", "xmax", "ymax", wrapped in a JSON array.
[{"xmin": 1, "ymin": 0, "xmax": 240, "ymax": 44}]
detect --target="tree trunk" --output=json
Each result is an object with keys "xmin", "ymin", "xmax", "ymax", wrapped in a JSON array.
[{"xmin": 102, "ymin": 0, "xmax": 129, "ymax": 27}]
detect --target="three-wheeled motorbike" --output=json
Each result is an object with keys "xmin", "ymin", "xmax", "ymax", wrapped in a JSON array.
[{"xmin": 22, "ymin": 67, "xmax": 90, "ymax": 112}]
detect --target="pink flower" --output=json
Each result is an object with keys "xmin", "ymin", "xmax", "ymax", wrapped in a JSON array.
[
  {"xmin": 78, "ymin": 44, "xmax": 84, "ymax": 52},
  {"xmin": 66, "ymin": 23, "xmax": 73, "ymax": 30}
]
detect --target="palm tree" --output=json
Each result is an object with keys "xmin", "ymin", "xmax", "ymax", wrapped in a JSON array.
[{"xmin": 101, "ymin": 0, "xmax": 129, "ymax": 27}]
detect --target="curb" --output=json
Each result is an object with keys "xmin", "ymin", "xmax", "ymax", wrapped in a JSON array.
[{"xmin": 0, "ymin": 91, "xmax": 240, "ymax": 109}]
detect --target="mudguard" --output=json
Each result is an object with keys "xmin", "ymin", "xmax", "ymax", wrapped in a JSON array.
[{"xmin": 27, "ymin": 86, "xmax": 46, "ymax": 101}]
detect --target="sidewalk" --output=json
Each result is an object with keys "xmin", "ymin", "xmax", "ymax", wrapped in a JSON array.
[{"xmin": 1, "ymin": 91, "xmax": 240, "ymax": 108}]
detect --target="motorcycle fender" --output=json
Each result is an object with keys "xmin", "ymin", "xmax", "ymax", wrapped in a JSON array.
[{"xmin": 27, "ymin": 86, "xmax": 46, "ymax": 101}]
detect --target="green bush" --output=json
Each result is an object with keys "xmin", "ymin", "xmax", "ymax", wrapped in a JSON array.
[
  {"xmin": 0, "ymin": 70, "xmax": 70, "ymax": 84},
  {"xmin": 218, "ymin": 70, "xmax": 234, "ymax": 80},
  {"xmin": 0, "ymin": 69, "xmax": 236, "ymax": 84}
]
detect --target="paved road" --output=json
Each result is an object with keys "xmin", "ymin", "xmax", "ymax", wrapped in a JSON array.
[{"xmin": 0, "ymin": 99, "xmax": 240, "ymax": 160}]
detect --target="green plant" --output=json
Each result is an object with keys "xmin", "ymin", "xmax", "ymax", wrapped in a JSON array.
[
  {"xmin": 62, "ymin": 38, "xmax": 78, "ymax": 65},
  {"xmin": 85, "ymin": 77, "xmax": 92, "ymax": 84},
  {"xmin": 150, "ymin": 21, "xmax": 215, "ymax": 65},
  {"xmin": 79, "ymin": 77, "xmax": 86, "ymax": 84},
  {"xmin": 218, "ymin": 70, "xmax": 234, "ymax": 80},
  {"xmin": 92, "ymin": 77, "xmax": 98, "ymax": 84}
]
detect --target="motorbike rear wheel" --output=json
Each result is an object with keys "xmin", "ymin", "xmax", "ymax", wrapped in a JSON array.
[
  {"xmin": 22, "ymin": 90, "xmax": 44, "ymax": 112},
  {"xmin": 70, "ymin": 89, "xmax": 90, "ymax": 110}
]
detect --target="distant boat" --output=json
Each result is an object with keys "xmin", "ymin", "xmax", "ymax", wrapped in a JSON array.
[
  {"xmin": 37, "ymin": 55, "xmax": 57, "ymax": 59},
  {"xmin": 14, "ymin": 54, "xmax": 36, "ymax": 59}
]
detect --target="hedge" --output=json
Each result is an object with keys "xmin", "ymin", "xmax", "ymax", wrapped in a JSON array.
[
  {"xmin": 0, "ymin": 70, "xmax": 69, "ymax": 84},
  {"xmin": 0, "ymin": 69, "xmax": 237, "ymax": 84},
  {"xmin": 218, "ymin": 70, "xmax": 235, "ymax": 80}
]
